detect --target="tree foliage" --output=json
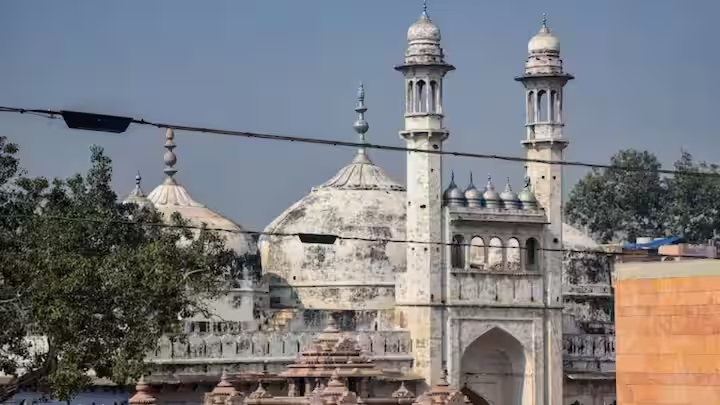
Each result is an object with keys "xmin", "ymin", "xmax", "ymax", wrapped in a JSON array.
[
  {"xmin": 565, "ymin": 148, "xmax": 720, "ymax": 244},
  {"xmin": 0, "ymin": 136, "xmax": 238, "ymax": 401}
]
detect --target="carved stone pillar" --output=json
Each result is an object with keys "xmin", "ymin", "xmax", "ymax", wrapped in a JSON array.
[{"xmin": 304, "ymin": 378, "xmax": 313, "ymax": 396}]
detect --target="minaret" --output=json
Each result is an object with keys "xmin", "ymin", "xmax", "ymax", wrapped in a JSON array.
[
  {"xmin": 515, "ymin": 15, "xmax": 572, "ymax": 404},
  {"xmin": 394, "ymin": 1, "xmax": 454, "ymax": 387}
]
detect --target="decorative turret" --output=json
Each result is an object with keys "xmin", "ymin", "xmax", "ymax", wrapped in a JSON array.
[
  {"xmin": 443, "ymin": 172, "xmax": 465, "ymax": 207},
  {"xmin": 500, "ymin": 178, "xmax": 521, "ymax": 209},
  {"xmin": 463, "ymin": 173, "xmax": 482, "ymax": 208},
  {"xmin": 482, "ymin": 175, "xmax": 500, "ymax": 208},
  {"xmin": 123, "ymin": 171, "xmax": 153, "ymax": 209},
  {"xmin": 518, "ymin": 176, "xmax": 538, "ymax": 210}
]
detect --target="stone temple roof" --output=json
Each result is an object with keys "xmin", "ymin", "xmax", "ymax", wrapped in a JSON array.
[{"xmin": 279, "ymin": 318, "xmax": 383, "ymax": 379}]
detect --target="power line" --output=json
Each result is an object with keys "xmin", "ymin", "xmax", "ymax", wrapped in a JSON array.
[
  {"xmin": 0, "ymin": 213, "xmax": 711, "ymax": 260},
  {"xmin": 0, "ymin": 106, "xmax": 717, "ymax": 178}
]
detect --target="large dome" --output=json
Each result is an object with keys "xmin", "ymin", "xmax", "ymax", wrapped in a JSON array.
[
  {"xmin": 145, "ymin": 129, "xmax": 256, "ymax": 257},
  {"xmin": 261, "ymin": 85, "xmax": 405, "ymax": 310},
  {"xmin": 260, "ymin": 151, "xmax": 406, "ymax": 311}
]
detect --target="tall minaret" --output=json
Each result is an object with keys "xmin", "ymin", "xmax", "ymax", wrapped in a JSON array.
[
  {"xmin": 394, "ymin": 1, "xmax": 454, "ymax": 388},
  {"xmin": 515, "ymin": 15, "xmax": 572, "ymax": 405}
]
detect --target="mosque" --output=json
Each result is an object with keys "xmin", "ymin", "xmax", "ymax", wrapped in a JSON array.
[{"xmin": 12, "ymin": 5, "xmax": 616, "ymax": 405}]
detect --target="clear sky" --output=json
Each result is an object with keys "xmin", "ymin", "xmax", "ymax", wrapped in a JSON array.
[{"xmin": 1, "ymin": 0, "xmax": 717, "ymax": 230}]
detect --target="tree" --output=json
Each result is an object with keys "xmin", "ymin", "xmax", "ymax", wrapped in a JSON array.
[
  {"xmin": 663, "ymin": 150, "xmax": 720, "ymax": 242},
  {"xmin": 0, "ymin": 136, "xmax": 238, "ymax": 401},
  {"xmin": 565, "ymin": 149, "xmax": 668, "ymax": 243}
]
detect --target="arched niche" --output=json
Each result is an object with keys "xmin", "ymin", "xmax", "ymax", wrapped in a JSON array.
[
  {"xmin": 451, "ymin": 234, "xmax": 465, "ymax": 269},
  {"xmin": 506, "ymin": 238, "xmax": 521, "ymax": 271},
  {"xmin": 525, "ymin": 238, "xmax": 539, "ymax": 270},
  {"xmin": 469, "ymin": 236, "xmax": 486, "ymax": 269},
  {"xmin": 487, "ymin": 237, "xmax": 503, "ymax": 271},
  {"xmin": 460, "ymin": 327, "xmax": 528, "ymax": 405}
]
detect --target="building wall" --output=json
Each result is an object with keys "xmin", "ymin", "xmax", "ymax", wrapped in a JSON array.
[{"xmin": 615, "ymin": 259, "xmax": 720, "ymax": 404}]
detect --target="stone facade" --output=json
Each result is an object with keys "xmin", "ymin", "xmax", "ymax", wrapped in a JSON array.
[{"xmin": 6, "ymin": 7, "xmax": 618, "ymax": 405}]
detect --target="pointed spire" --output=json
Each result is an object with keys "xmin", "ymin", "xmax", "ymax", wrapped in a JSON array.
[
  {"xmin": 539, "ymin": 13, "xmax": 551, "ymax": 34},
  {"xmin": 468, "ymin": 172, "xmax": 475, "ymax": 187},
  {"xmin": 352, "ymin": 82, "xmax": 372, "ymax": 164},
  {"xmin": 422, "ymin": 0, "xmax": 429, "ymax": 19},
  {"xmin": 504, "ymin": 177, "xmax": 513, "ymax": 193},
  {"xmin": 163, "ymin": 128, "xmax": 178, "ymax": 183},
  {"xmin": 128, "ymin": 171, "xmax": 146, "ymax": 198},
  {"xmin": 485, "ymin": 174, "xmax": 494, "ymax": 191},
  {"xmin": 524, "ymin": 175, "xmax": 532, "ymax": 189},
  {"xmin": 450, "ymin": 170, "xmax": 456, "ymax": 186}
]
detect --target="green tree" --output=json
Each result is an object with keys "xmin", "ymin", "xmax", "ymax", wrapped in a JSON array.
[
  {"xmin": 564, "ymin": 149, "xmax": 668, "ymax": 243},
  {"xmin": 0, "ymin": 136, "xmax": 238, "ymax": 401},
  {"xmin": 663, "ymin": 150, "xmax": 720, "ymax": 242}
]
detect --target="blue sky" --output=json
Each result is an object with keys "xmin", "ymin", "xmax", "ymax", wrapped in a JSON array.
[{"xmin": 0, "ymin": 0, "xmax": 717, "ymax": 230}]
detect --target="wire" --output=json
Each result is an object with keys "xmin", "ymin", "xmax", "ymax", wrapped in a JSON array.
[
  {"xmin": 0, "ymin": 106, "xmax": 717, "ymax": 178},
  {"xmin": 0, "ymin": 213, "xmax": 713, "ymax": 260}
]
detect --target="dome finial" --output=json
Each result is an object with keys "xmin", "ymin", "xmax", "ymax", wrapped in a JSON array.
[
  {"xmin": 450, "ymin": 170, "xmax": 456, "ymax": 184},
  {"xmin": 542, "ymin": 13, "xmax": 547, "ymax": 27},
  {"xmin": 163, "ymin": 128, "xmax": 178, "ymax": 183},
  {"xmin": 469, "ymin": 171, "xmax": 474, "ymax": 186},
  {"xmin": 352, "ymin": 82, "xmax": 371, "ymax": 164},
  {"xmin": 422, "ymin": 0, "xmax": 428, "ymax": 19},
  {"xmin": 135, "ymin": 171, "xmax": 142, "ymax": 186}
]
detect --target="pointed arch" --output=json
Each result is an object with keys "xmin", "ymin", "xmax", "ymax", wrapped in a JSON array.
[
  {"xmin": 429, "ymin": 80, "xmax": 438, "ymax": 113},
  {"xmin": 527, "ymin": 90, "xmax": 535, "ymax": 123},
  {"xmin": 537, "ymin": 90, "xmax": 547, "ymax": 122},
  {"xmin": 406, "ymin": 81, "xmax": 414, "ymax": 113},
  {"xmin": 461, "ymin": 327, "xmax": 528, "ymax": 405},
  {"xmin": 451, "ymin": 234, "xmax": 465, "ymax": 269},
  {"xmin": 525, "ymin": 238, "xmax": 539, "ymax": 270},
  {"xmin": 416, "ymin": 80, "xmax": 427, "ymax": 113}
]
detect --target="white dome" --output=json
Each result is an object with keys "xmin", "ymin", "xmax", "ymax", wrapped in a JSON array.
[
  {"xmin": 408, "ymin": 14, "xmax": 441, "ymax": 43},
  {"xmin": 528, "ymin": 23, "xmax": 560, "ymax": 53},
  {"xmin": 147, "ymin": 178, "xmax": 256, "ymax": 256},
  {"xmin": 260, "ymin": 153, "xmax": 406, "ymax": 311}
]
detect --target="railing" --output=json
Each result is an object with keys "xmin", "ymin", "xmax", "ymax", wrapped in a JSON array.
[
  {"xmin": 145, "ymin": 330, "xmax": 412, "ymax": 361},
  {"xmin": 450, "ymin": 271, "xmax": 543, "ymax": 305},
  {"xmin": 563, "ymin": 334, "xmax": 615, "ymax": 360}
]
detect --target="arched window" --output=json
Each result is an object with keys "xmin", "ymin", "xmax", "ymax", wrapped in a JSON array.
[
  {"xmin": 526, "ymin": 238, "xmax": 539, "ymax": 270},
  {"xmin": 469, "ymin": 236, "xmax": 486, "ymax": 269},
  {"xmin": 416, "ymin": 80, "xmax": 427, "ymax": 113},
  {"xmin": 488, "ymin": 237, "xmax": 503, "ymax": 271},
  {"xmin": 451, "ymin": 234, "xmax": 465, "ymax": 269},
  {"xmin": 537, "ymin": 90, "xmax": 547, "ymax": 122},
  {"xmin": 507, "ymin": 238, "xmax": 521, "ymax": 271},
  {"xmin": 549, "ymin": 90, "xmax": 557, "ymax": 122},
  {"xmin": 429, "ymin": 80, "xmax": 438, "ymax": 113},
  {"xmin": 527, "ymin": 90, "xmax": 535, "ymax": 123},
  {"xmin": 407, "ymin": 81, "xmax": 414, "ymax": 113}
]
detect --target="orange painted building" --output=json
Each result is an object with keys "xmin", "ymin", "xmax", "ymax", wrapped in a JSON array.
[{"xmin": 614, "ymin": 258, "xmax": 720, "ymax": 404}]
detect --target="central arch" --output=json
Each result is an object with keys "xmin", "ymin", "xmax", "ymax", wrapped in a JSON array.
[{"xmin": 460, "ymin": 327, "xmax": 528, "ymax": 405}]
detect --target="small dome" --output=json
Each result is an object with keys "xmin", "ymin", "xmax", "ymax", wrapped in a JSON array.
[
  {"xmin": 408, "ymin": 13, "xmax": 441, "ymax": 43},
  {"xmin": 518, "ymin": 176, "xmax": 538, "ymax": 209},
  {"xmin": 443, "ymin": 172, "xmax": 465, "ymax": 206},
  {"xmin": 464, "ymin": 173, "xmax": 482, "ymax": 207},
  {"xmin": 528, "ymin": 17, "xmax": 560, "ymax": 53},
  {"xmin": 500, "ymin": 179, "xmax": 520, "ymax": 209},
  {"xmin": 482, "ymin": 175, "xmax": 500, "ymax": 201},
  {"xmin": 123, "ymin": 172, "xmax": 153, "ymax": 209}
]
